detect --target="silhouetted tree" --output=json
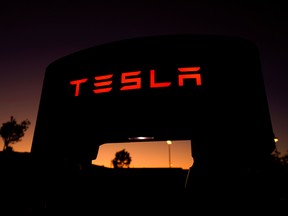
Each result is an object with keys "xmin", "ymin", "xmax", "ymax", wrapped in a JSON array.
[
  {"xmin": 270, "ymin": 148, "xmax": 288, "ymax": 200},
  {"xmin": 112, "ymin": 149, "xmax": 132, "ymax": 168},
  {"xmin": 271, "ymin": 148, "xmax": 288, "ymax": 166},
  {"xmin": 281, "ymin": 153, "xmax": 288, "ymax": 165},
  {"xmin": 0, "ymin": 116, "xmax": 31, "ymax": 151},
  {"xmin": 271, "ymin": 148, "xmax": 282, "ymax": 164}
]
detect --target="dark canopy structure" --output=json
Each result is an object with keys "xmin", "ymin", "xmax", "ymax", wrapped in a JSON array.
[{"xmin": 31, "ymin": 35, "xmax": 276, "ymax": 205}]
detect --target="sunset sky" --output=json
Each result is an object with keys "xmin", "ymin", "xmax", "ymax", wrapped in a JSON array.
[
  {"xmin": 1, "ymin": 1, "xmax": 287, "ymax": 168},
  {"xmin": 93, "ymin": 140, "xmax": 193, "ymax": 169}
]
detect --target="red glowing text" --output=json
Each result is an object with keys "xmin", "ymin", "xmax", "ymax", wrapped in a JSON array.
[{"xmin": 70, "ymin": 67, "xmax": 201, "ymax": 96}]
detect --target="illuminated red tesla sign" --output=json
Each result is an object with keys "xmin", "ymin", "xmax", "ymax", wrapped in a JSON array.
[{"xmin": 70, "ymin": 66, "xmax": 201, "ymax": 96}]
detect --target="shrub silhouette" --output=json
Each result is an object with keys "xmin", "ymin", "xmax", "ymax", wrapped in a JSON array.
[
  {"xmin": 111, "ymin": 149, "xmax": 132, "ymax": 168},
  {"xmin": 0, "ymin": 116, "xmax": 30, "ymax": 151}
]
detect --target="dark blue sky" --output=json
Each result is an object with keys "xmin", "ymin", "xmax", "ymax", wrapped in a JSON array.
[{"xmin": 1, "ymin": 1, "xmax": 287, "ymax": 155}]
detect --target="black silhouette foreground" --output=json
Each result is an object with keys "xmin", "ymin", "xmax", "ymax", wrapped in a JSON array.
[
  {"xmin": 2, "ymin": 35, "xmax": 285, "ymax": 213},
  {"xmin": 0, "ymin": 151, "xmax": 287, "ymax": 214}
]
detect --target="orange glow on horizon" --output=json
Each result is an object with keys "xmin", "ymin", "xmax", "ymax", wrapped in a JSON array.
[{"xmin": 93, "ymin": 140, "xmax": 193, "ymax": 169}]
